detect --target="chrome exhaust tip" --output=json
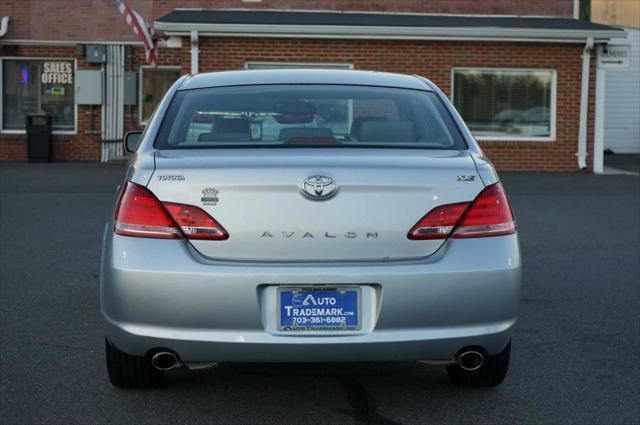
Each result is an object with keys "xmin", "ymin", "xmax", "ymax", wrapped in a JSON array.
[
  {"xmin": 151, "ymin": 351, "xmax": 180, "ymax": 371},
  {"xmin": 457, "ymin": 350, "xmax": 484, "ymax": 371}
]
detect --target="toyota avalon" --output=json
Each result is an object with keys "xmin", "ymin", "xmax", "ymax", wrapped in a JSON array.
[{"xmin": 101, "ymin": 69, "xmax": 520, "ymax": 388}]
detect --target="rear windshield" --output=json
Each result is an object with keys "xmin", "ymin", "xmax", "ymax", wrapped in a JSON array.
[{"xmin": 155, "ymin": 85, "xmax": 466, "ymax": 150}]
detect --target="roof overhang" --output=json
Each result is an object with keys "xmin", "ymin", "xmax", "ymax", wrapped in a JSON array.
[
  {"xmin": 154, "ymin": 23, "xmax": 624, "ymax": 43},
  {"xmin": 154, "ymin": 11, "xmax": 626, "ymax": 43}
]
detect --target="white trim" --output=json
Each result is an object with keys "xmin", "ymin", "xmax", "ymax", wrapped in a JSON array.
[
  {"xmin": 0, "ymin": 16, "xmax": 9, "ymax": 38},
  {"xmin": 0, "ymin": 56, "xmax": 78, "ymax": 134},
  {"xmin": 171, "ymin": 8, "xmax": 583, "ymax": 19},
  {"xmin": 450, "ymin": 67, "xmax": 557, "ymax": 142},
  {"xmin": 573, "ymin": 0, "xmax": 580, "ymax": 19},
  {"xmin": 244, "ymin": 61, "xmax": 354, "ymax": 69},
  {"xmin": 166, "ymin": 32, "xmax": 618, "ymax": 44},
  {"xmin": 154, "ymin": 22, "xmax": 625, "ymax": 43},
  {"xmin": 594, "ymin": 66, "xmax": 606, "ymax": 174},
  {"xmin": 577, "ymin": 37, "xmax": 594, "ymax": 169},
  {"xmin": 0, "ymin": 39, "xmax": 144, "ymax": 46},
  {"xmin": 190, "ymin": 30, "xmax": 199, "ymax": 74},
  {"xmin": 138, "ymin": 65, "xmax": 182, "ymax": 125}
]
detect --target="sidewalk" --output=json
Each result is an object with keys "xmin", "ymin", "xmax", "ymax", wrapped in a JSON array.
[{"xmin": 604, "ymin": 153, "xmax": 640, "ymax": 175}]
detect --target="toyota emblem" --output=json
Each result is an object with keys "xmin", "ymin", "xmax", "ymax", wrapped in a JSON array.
[{"xmin": 301, "ymin": 175, "xmax": 337, "ymax": 200}]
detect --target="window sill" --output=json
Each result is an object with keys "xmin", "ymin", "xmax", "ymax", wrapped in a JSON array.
[
  {"xmin": 1, "ymin": 129, "xmax": 77, "ymax": 135},
  {"xmin": 475, "ymin": 136, "xmax": 556, "ymax": 142}
]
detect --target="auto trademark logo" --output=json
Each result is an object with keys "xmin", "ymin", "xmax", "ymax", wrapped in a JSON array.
[
  {"xmin": 302, "ymin": 294, "xmax": 338, "ymax": 306},
  {"xmin": 201, "ymin": 187, "xmax": 219, "ymax": 206}
]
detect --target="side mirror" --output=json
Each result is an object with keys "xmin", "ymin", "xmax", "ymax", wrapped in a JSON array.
[{"xmin": 124, "ymin": 131, "xmax": 142, "ymax": 153}]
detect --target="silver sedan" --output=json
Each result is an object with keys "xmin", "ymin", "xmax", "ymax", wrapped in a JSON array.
[{"xmin": 101, "ymin": 69, "xmax": 521, "ymax": 388}]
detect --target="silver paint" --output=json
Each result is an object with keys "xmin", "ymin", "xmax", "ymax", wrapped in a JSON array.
[{"xmin": 101, "ymin": 69, "xmax": 521, "ymax": 363}]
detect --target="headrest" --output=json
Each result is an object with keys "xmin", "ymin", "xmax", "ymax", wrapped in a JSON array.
[
  {"xmin": 358, "ymin": 120, "xmax": 415, "ymax": 143},
  {"xmin": 279, "ymin": 127, "xmax": 333, "ymax": 142},
  {"xmin": 350, "ymin": 116, "xmax": 387, "ymax": 139},
  {"xmin": 197, "ymin": 118, "xmax": 252, "ymax": 142},
  {"xmin": 213, "ymin": 118, "xmax": 250, "ymax": 134},
  {"xmin": 197, "ymin": 132, "xmax": 252, "ymax": 143}
]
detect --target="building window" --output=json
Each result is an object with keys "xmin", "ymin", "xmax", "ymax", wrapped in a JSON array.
[
  {"xmin": 245, "ymin": 62, "xmax": 353, "ymax": 70},
  {"xmin": 452, "ymin": 68, "xmax": 556, "ymax": 140},
  {"xmin": 244, "ymin": 62, "xmax": 355, "ymax": 135},
  {"xmin": 2, "ymin": 58, "xmax": 75, "ymax": 132},
  {"xmin": 140, "ymin": 67, "xmax": 181, "ymax": 123}
]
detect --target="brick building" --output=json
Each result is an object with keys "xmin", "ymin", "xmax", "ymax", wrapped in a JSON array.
[{"xmin": 0, "ymin": 0, "xmax": 626, "ymax": 171}]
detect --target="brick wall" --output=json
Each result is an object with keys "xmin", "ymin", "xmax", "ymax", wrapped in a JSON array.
[
  {"xmin": 126, "ymin": 42, "xmax": 191, "ymax": 131},
  {"xmin": 0, "ymin": 41, "xmax": 190, "ymax": 161},
  {"xmin": 0, "ymin": 44, "xmax": 103, "ymax": 161},
  {"xmin": 1, "ymin": 37, "xmax": 595, "ymax": 171},
  {"xmin": 193, "ymin": 37, "xmax": 594, "ymax": 172}
]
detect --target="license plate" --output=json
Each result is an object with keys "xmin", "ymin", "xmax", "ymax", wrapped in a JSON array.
[{"xmin": 278, "ymin": 287, "xmax": 361, "ymax": 331}]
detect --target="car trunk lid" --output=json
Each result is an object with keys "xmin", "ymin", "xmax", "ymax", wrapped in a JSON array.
[{"xmin": 149, "ymin": 148, "xmax": 483, "ymax": 261}]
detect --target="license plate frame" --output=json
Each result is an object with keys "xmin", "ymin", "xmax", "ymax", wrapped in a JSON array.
[{"xmin": 277, "ymin": 286, "xmax": 362, "ymax": 331}]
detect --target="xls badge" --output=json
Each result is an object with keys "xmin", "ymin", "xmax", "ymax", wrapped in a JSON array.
[{"xmin": 201, "ymin": 187, "xmax": 219, "ymax": 206}]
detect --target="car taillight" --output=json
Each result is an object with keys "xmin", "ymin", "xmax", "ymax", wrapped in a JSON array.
[
  {"xmin": 114, "ymin": 182, "xmax": 182, "ymax": 238},
  {"xmin": 407, "ymin": 183, "xmax": 516, "ymax": 240},
  {"xmin": 163, "ymin": 202, "xmax": 228, "ymax": 240},
  {"xmin": 453, "ymin": 183, "xmax": 516, "ymax": 238},
  {"xmin": 407, "ymin": 202, "xmax": 470, "ymax": 240},
  {"xmin": 114, "ymin": 182, "xmax": 228, "ymax": 240}
]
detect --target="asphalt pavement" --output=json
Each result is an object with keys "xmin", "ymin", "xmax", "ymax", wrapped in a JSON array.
[{"xmin": 0, "ymin": 163, "xmax": 638, "ymax": 425}]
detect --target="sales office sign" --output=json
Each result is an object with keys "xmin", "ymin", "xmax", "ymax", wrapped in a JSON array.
[
  {"xmin": 598, "ymin": 45, "xmax": 631, "ymax": 69},
  {"xmin": 41, "ymin": 61, "xmax": 73, "ymax": 84}
]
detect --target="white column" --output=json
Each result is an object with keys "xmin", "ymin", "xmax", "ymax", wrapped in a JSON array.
[
  {"xmin": 577, "ymin": 37, "xmax": 594, "ymax": 170},
  {"xmin": 190, "ymin": 30, "xmax": 199, "ymax": 74},
  {"xmin": 594, "ymin": 64, "xmax": 606, "ymax": 174}
]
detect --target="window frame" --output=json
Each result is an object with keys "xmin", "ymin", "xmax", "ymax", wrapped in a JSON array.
[
  {"xmin": 244, "ymin": 61, "xmax": 354, "ymax": 70},
  {"xmin": 450, "ymin": 67, "xmax": 557, "ymax": 142},
  {"xmin": 0, "ymin": 56, "xmax": 78, "ymax": 135},
  {"xmin": 138, "ymin": 65, "xmax": 182, "ymax": 126},
  {"xmin": 153, "ymin": 84, "xmax": 468, "ymax": 151},
  {"xmin": 244, "ymin": 62, "xmax": 356, "ymax": 136}
]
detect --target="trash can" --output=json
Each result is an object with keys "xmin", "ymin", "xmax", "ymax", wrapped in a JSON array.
[{"xmin": 25, "ymin": 115, "xmax": 52, "ymax": 162}]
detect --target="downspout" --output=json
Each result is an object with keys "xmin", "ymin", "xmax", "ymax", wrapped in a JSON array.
[
  {"xmin": 0, "ymin": 16, "xmax": 9, "ymax": 38},
  {"xmin": 190, "ymin": 30, "xmax": 199, "ymax": 74},
  {"xmin": 577, "ymin": 37, "xmax": 594, "ymax": 170}
]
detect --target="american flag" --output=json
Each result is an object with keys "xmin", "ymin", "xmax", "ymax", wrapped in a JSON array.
[{"xmin": 114, "ymin": 0, "xmax": 158, "ymax": 66}]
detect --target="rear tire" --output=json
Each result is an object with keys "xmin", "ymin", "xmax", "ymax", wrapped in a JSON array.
[
  {"xmin": 105, "ymin": 338, "xmax": 164, "ymax": 388},
  {"xmin": 446, "ymin": 341, "xmax": 511, "ymax": 387}
]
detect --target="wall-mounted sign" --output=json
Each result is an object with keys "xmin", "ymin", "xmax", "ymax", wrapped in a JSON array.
[
  {"xmin": 598, "ymin": 45, "xmax": 631, "ymax": 69},
  {"xmin": 41, "ymin": 61, "xmax": 73, "ymax": 84},
  {"xmin": 50, "ymin": 87, "xmax": 65, "ymax": 96}
]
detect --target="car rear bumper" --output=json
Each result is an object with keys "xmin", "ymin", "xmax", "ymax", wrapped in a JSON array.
[{"xmin": 100, "ymin": 228, "xmax": 521, "ymax": 362}]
